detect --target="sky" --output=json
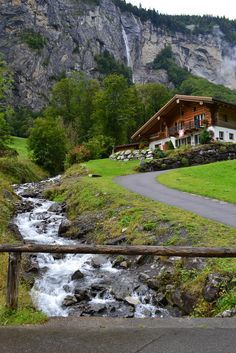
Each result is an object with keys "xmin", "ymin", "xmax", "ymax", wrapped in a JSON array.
[{"xmin": 128, "ymin": 0, "xmax": 236, "ymax": 20}]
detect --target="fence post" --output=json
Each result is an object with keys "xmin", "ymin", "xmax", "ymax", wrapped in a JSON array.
[{"xmin": 6, "ymin": 252, "xmax": 21, "ymax": 310}]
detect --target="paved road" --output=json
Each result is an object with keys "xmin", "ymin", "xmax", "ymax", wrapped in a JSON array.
[
  {"xmin": 115, "ymin": 171, "xmax": 236, "ymax": 229},
  {"xmin": 0, "ymin": 318, "xmax": 236, "ymax": 353}
]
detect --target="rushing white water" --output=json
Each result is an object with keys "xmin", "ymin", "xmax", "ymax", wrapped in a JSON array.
[
  {"xmin": 13, "ymin": 179, "xmax": 170, "ymax": 318},
  {"xmin": 122, "ymin": 25, "xmax": 132, "ymax": 68}
]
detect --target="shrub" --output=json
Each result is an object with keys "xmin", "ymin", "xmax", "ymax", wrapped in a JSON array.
[
  {"xmin": 85, "ymin": 135, "xmax": 115, "ymax": 159},
  {"xmin": 181, "ymin": 157, "xmax": 189, "ymax": 167},
  {"xmin": 65, "ymin": 145, "xmax": 91, "ymax": 167},
  {"xmin": 20, "ymin": 30, "xmax": 46, "ymax": 50},
  {"xmin": 28, "ymin": 117, "xmax": 68, "ymax": 175},
  {"xmin": 166, "ymin": 140, "xmax": 175, "ymax": 150},
  {"xmin": 153, "ymin": 147, "xmax": 167, "ymax": 159},
  {"xmin": 199, "ymin": 128, "xmax": 212, "ymax": 144}
]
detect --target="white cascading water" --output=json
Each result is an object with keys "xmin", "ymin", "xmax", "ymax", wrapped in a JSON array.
[{"xmin": 13, "ymin": 178, "xmax": 170, "ymax": 318}]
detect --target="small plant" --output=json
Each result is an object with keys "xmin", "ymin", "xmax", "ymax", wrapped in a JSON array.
[
  {"xmin": 199, "ymin": 128, "xmax": 212, "ymax": 144},
  {"xmin": 143, "ymin": 221, "xmax": 156, "ymax": 231},
  {"xmin": 153, "ymin": 147, "xmax": 167, "ymax": 159},
  {"xmin": 65, "ymin": 145, "xmax": 91, "ymax": 167},
  {"xmin": 20, "ymin": 30, "xmax": 46, "ymax": 50},
  {"xmin": 167, "ymin": 140, "xmax": 175, "ymax": 150},
  {"xmin": 181, "ymin": 157, "xmax": 189, "ymax": 167}
]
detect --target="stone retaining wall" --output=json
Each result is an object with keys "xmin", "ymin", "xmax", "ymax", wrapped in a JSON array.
[
  {"xmin": 138, "ymin": 143, "xmax": 236, "ymax": 172},
  {"xmin": 110, "ymin": 149, "xmax": 154, "ymax": 161}
]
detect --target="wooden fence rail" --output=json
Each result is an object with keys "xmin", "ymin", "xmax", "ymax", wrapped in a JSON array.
[
  {"xmin": 1, "ymin": 244, "xmax": 236, "ymax": 257},
  {"xmin": 1, "ymin": 243, "xmax": 236, "ymax": 310}
]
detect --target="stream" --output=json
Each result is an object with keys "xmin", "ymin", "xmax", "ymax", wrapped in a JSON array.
[{"xmin": 13, "ymin": 178, "xmax": 171, "ymax": 318}]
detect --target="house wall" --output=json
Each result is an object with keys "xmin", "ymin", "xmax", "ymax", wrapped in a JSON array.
[
  {"xmin": 218, "ymin": 106, "xmax": 236, "ymax": 123},
  {"xmin": 144, "ymin": 101, "xmax": 236, "ymax": 150},
  {"xmin": 209, "ymin": 126, "xmax": 236, "ymax": 142},
  {"xmin": 165, "ymin": 102, "xmax": 212, "ymax": 129},
  {"xmin": 148, "ymin": 102, "xmax": 213, "ymax": 150}
]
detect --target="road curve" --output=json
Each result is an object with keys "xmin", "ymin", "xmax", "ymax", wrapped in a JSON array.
[{"xmin": 115, "ymin": 170, "xmax": 236, "ymax": 229}]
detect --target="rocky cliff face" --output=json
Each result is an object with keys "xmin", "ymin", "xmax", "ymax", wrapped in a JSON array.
[{"xmin": 1, "ymin": 0, "xmax": 236, "ymax": 110}]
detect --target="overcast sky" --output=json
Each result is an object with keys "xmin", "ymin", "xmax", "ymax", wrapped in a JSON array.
[{"xmin": 128, "ymin": 0, "xmax": 236, "ymax": 20}]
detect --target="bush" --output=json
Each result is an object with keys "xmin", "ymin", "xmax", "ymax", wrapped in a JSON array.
[
  {"xmin": 181, "ymin": 157, "xmax": 189, "ymax": 167},
  {"xmin": 65, "ymin": 145, "xmax": 91, "ymax": 167},
  {"xmin": 20, "ymin": 30, "xmax": 46, "ymax": 50},
  {"xmin": 28, "ymin": 117, "xmax": 68, "ymax": 175},
  {"xmin": 199, "ymin": 129, "xmax": 212, "ymax": 144},
  {"xmin": 168, "ymin": 140, "xmax": 175, "ymax": 150},
  {"xmin": 85, "ymin": 135, "xmax": 115, "ymax": 159},
  {"xmin": 153, "ymin": 147, "xmax": 167, "ymax": 159}
]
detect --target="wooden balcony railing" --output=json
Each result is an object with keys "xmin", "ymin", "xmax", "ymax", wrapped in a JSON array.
[
  {"xmin": 168, "ymin": 120, "xmax": 204, "ymax": 136},
  {"xmin": 149, "ymin": 131, "xmax": 167, "ymax": 140}
]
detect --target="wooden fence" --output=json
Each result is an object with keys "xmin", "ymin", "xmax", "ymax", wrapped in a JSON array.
[{"xmin": 1, "ymin": 244, "xmax": 236, "ymax": 310}]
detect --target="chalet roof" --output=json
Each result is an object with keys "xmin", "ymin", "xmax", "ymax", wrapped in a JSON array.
[{"xmin": 131, "ymin": 94, "xmax": 236, "ymax": 141}]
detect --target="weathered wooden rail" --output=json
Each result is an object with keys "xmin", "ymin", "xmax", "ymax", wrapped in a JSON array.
[{"xmin": 1, "ymin": 244, "xmax": 236, "ymax": 310}]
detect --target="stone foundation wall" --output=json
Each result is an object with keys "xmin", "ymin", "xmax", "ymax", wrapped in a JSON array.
[
  {"xmin": 138, "ymin": 143, "xmax": 236, "ymax": 172},
  {"xmin": 110, "ymin": 149, "xmax": 154, "ymax": 161}
]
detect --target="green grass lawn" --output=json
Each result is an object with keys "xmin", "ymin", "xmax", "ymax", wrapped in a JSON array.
[
  {"xmin": 85, "ymin": 159, "xmax": 139, "ymax": 177},
  {"xmin": 157, "ymin": 160, "xmax": 236, "ymax": 204},
  {"xmin": 8, "ymin": 136, "xmax": 29, "ymax": 159}
]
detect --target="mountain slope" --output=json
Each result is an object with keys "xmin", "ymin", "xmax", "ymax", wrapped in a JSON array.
[{"xmin": 0, "ymin": 0, "xmax": 236, "ymax": 110}]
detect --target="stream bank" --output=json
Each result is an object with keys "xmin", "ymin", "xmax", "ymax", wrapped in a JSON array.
[
  {"xmin": 11, "ymin": 176, "xmax": 236, "ymax": 319},
  {"xmin": 12, "ymin": 178, "xmax": 173, "ymax": 318}
]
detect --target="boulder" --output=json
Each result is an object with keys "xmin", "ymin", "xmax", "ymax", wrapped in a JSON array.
[
  {"xmin": 203, "ymin": 273, "xmax": 230, "ymax": 302},
  {"xmin": 48, "ymin": 203, "xmax": 65, "ymax": 214},
  {"xmin": 74, "ymin": 289, "xmax": 90, "ymax": 302},
  {"xmin": 71, "ymin": 269, "xmax": 84, "ymax": 281},
  {"xmin": 91, "ymin": 256, "xmax": 107, "ymax": 268},
  {"xmin": 124, "ymin": 296, "xmax": 140, "ymax": 306},
  {"xmin": 112, "ymin": 255, "xmax": 127, "ymax": 268},
  {"xmin": 62, "ymin": 295, "xmax": 77, "ymax": 307},
  {"xmin": 58, "ymin": 219, "xmax": 72, "ymax": 235},
  {"xmin": 8, "ymin": 222, "xmax": 23, "ymax": 241},
  {"xmin": 147, "ymin": 278, "xmax": 159, "ymax": 290},
  {"xmin": 216, "ymin": 309, "xmax": 236, "ymax": 318},
  {"xmin": 138, "ymin": 273, "xmax": 150, "ymax": 283}
]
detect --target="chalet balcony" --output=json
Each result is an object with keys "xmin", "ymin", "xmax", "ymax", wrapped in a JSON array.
[
  {"xmin": 168, "ymin": 120, "xmax": 204, "ymax": 136},
  {"xmin": 149, "ymin": 131, "xmax": 167, "ymax": 140}
]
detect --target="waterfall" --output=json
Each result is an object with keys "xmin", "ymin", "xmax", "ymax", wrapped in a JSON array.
[{"xmin": 122, "ymin": 25, "xmax": 132, "ymax": 69}]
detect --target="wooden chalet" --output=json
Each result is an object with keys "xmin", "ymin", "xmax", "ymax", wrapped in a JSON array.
[{"xmin": 131, "ymin": 95, "xmax": 236, "ymax": 150}]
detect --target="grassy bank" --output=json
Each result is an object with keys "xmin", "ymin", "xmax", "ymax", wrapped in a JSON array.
[
  {"xmin": 8, "ymin": 136, "xmax": 29, "ymax": 160},
  {"xmin": 157, "ymin": 160, "xmax": 236, "ymax": 204},
  {"xmin": 0, "ymin": 155, "xmax": 47, "ymax": 325},
  {"xmin": 47, "ymin": 159, "xmax": 236, "ymax": 317}
]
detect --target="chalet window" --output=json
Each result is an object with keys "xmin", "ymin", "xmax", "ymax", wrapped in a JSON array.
[
  {"xmin": 194, "ymin": 113, "xmax": 205, "ymax": 128},
  {"xmin": 177, "ymin": 121, "xmax": 184, "ymax": 130},
  {"xmin": 219, "ymin": 131, "xmax": 224, "ymax": 140},
  {"xmin": 193, "ymin": 107, "xmax": 196, "ymax": 112},
  {"xmin": 187, "ymin": 136, "xmax": 191, "ymax": 145},
  {"xmin": 194, "ymin": 134, "xmax": 200, "ymax": 145},
  {"xmin": 229, "ymin": 133, "xmax": 234, "ymax": 140}
]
